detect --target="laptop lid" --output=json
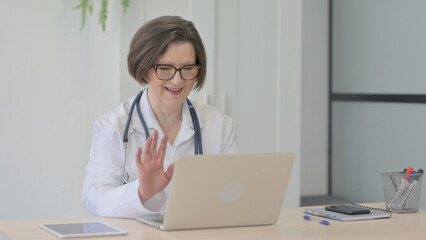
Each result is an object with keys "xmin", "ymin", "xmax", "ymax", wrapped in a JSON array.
[{"xmin": 150, "ymin": 153, "xmax": 294, "ymax": 230}]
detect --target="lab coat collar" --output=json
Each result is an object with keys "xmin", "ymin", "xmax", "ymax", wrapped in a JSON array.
[{"xmin": 129, "ymin": 89, "xmax": 204, "ymax": 142}]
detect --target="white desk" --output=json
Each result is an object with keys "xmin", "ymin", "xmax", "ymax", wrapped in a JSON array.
[{"xmin": 1, "ymin": 203, "xmax": 425, "ymax": 240}]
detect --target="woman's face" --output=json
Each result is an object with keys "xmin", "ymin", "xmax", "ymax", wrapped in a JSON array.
[{"xmin": 145, "ymin": 42, "xmax": 196, "ymax": 110}]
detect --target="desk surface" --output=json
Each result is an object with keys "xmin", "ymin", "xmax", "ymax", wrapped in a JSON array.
[{"xmin": 1, "ymin": 203, "xmax": 425, "ymax": 240}]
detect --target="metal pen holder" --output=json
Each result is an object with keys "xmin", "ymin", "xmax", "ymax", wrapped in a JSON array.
[{"xmin": 381, "ymin": 172, "xmax": 423, "ymax": 213}]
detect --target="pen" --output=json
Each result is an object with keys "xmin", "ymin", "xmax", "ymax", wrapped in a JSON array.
[
  {"xmin": 395, "ymin": 171, "xmax": 417, "ymax": 209},
  {"xmin": 389, "ymin": 167, "xmax": 413, "ymax": 209},
  {"xmin": 388, "ymin": 170, "xmax": 398, "ymax": 192},
  {"xmin": 303, "ymin": 215, "xmax": 330, "ymax": 225},
  {"xmin": 397, "ymin": 169, "xmax": 424, "ymax": 210}
]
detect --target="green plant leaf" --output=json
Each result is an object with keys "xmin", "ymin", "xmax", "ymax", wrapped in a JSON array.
[
  {"xmin": 74, "ymin": 0, "xmax": 129, "ymax": 33},
  {"xmin": 74, "ymin": 0, "xmax": 89, "ymax": 32},
  {"xmin": 88, "ymin": 2, "xmax": 93, "ymax": 16},
  {"xmin": 99, "ymin": 0, "xmax": 108, "ymax": 32},
  {"xmin": 121, "ymin": 0, "xmax": 130, "ymax": 13}
]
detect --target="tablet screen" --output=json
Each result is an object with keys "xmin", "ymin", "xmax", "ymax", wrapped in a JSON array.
[{"xmin": 39, "ymin": 222, "xmax": 127, "ymax": 238}]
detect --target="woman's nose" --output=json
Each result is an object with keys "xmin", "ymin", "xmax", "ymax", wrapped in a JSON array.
[{"xmin": 169, "ymin": 70, "xmax": 184, "ymax": 84}]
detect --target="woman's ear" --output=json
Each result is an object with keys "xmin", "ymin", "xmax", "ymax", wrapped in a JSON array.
[{"xmin": 142, "ymin": 74, "xmax": 149, "ymax": 84}]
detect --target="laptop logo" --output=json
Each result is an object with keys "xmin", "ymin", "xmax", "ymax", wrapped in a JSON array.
[{"xmin": 220, "ymin": 182, "xmax": 243, "ymax": 203}]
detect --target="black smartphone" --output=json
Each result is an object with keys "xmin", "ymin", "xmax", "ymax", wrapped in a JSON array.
[{"xmin": 325, "ymin": 205, "xmax": 370, "ymax": 215}]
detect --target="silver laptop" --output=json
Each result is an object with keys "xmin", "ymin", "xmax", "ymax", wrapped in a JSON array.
[{"xmin": 136, "ymin": 153, "xmax": 294, "ymax": 231}]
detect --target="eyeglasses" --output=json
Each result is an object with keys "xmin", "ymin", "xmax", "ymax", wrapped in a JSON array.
[{"xmin": 153, "ymin": 64, "xmax": 201, "ymax": 81}]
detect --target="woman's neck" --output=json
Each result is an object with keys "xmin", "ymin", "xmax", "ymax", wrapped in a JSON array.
[{"xmin": 147, "ymin": 92, "xmax": 183, "ymax": 145}]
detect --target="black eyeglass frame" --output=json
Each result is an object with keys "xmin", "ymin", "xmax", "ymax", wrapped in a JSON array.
[{"xmin": 153, "ymin": 64, "xmax": 202, "ymax": 81}]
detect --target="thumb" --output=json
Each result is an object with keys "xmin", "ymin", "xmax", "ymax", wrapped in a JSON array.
[{"xmin": 164, "ymin": 163, "xmax": 175, "ymax": 181}]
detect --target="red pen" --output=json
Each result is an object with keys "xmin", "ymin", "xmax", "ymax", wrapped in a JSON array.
[
  {"xmin": 404, "ymin": 167, "xmax": 414, "ymax": 180},
  {"xmin": 389, "ymin": 167, "xmax": 413, "ymax": 209}
]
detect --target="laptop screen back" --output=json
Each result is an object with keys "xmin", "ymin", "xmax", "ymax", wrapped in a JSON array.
[{"xmin": 162, "ymin": 153, "xmax": 294, "ymax": 230}]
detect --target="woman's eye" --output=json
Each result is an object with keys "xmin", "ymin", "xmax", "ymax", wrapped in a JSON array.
[
  {"xmin": 158, "ymin": 66, "xmax": 173, "ymax": 71},
  {"xmin": 183, "ymin": 66, "xmax": 194, "ymax": 71}
]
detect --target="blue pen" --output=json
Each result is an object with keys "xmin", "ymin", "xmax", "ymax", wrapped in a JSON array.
[
  {"xmin": 303, "ymin": 215, "xmax": 330, "ymax": 225},
  {"xmin": 396, "ymin": 169, "xmax": 424, "ymax": 210}
]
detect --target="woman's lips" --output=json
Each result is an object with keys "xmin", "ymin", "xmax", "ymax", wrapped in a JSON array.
[{"xmin": 165, "ymin": 87, "xmax": 183, "ymax": 95}]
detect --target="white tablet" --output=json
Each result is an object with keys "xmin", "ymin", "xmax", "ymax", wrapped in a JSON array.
[{"xmin": 38, "ymin": 221, "xmax": 127, "ymax": 238}]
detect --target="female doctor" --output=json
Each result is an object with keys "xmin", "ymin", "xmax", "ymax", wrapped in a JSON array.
[{"xmin": 82, "ymin": 16, "xmax": 238, "ymax": 218}]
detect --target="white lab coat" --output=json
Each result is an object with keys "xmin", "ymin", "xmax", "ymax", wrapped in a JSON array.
[{"xmin": 82, "ymin": 91, "xmax": 239, "ymax": 218}]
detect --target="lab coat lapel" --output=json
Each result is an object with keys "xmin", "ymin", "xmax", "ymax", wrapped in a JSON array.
[
  {"xmin": 130, "ymin": 90, "xmax": 164, "ymax": 138},
  {"xmin": 130, "ymin": 90, "xmax": 202, "ymax": 148},
  {"xmin": 173, "ymin": 100, "xmax": 196, "ymax": 148}
]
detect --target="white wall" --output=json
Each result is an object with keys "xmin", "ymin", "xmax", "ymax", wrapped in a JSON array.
[
  {"xmin": 300, "ymin": 0, "xmax": 329, "ymax": 196},
  {"xmin": 332, "ymin": 102, "xmax": 426, "ymax": 208},
  {"xmin": 332, "ymin": 0, "xmax": 426, "ymax": 94},
  {"xmin": 331, "ymin": 0, "xmax": 426, "ymax": 209},
  {"xmin": 0, "ymin": 1, "xmax": 91, "ymax": 220},
  {"xmin": 0, "ymin": 0, "xmax": 123, "ymax": 220},
  {"xmin": 0, "ymin": 0, "xmax": 329, "ymax": 220}
]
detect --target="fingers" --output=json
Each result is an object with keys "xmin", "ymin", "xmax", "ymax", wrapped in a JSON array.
[
  {"xmin": 164, "ymin": 162, "xmax": 175, "ymax": 181},
  {"xmin": 160, "ymin": 133, "xmax": 168, "ymax": 152},
  {"xmin": 135, "ymin": 147, "xmax": 143, "ymax": 168},
  {"xmin": 151, "ymin": 130, "xmax": 158, "ymax": 158},
  {"xmin": 141, "ymin": 130, "xmax": 167, "ymax": 164},
  {"xmin": 157, "ymin": 134, "xmax": 168, "ymax": 162},
  {"xmin": 142, "ymin": 136, "xmax": 152, "ymax": 162},
  {"xmin": 139, "ymin": 130, "xmax": 168, "ymax": 172}
]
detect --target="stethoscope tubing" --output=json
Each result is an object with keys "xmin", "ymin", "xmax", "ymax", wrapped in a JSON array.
[{"xmin": 121, "ymin": 89, "xmax": 202, "ymax": 184}]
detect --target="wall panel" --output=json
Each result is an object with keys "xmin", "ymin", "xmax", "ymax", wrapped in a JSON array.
[{"xmin": 332, "ymin": 102, "xmax": 426, "ymax": 209}]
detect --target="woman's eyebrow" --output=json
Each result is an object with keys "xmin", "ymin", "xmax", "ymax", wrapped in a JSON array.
[{"xmin": 155, "ymin": 62, "xmax": 196, "ymax": 66}]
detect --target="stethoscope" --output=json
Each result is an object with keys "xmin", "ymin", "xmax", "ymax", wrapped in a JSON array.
[{"xmin": 121, "ymin": 89, "xmax": 203, "ymax": 184}]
